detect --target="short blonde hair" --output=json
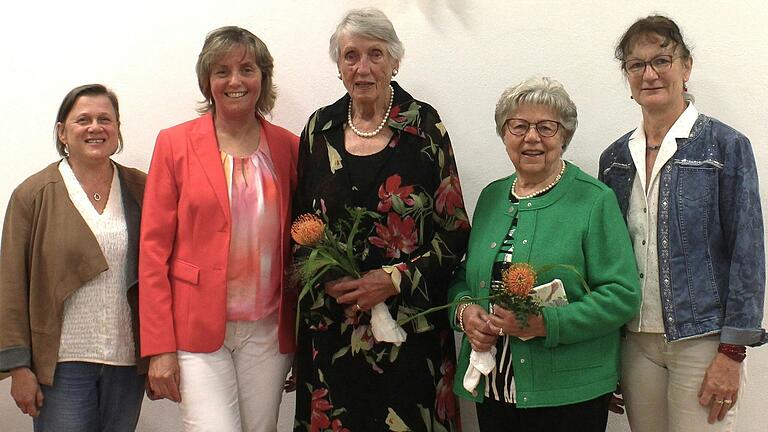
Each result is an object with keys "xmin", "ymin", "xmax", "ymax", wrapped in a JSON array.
[{"xmin": 196, "ymin": 26, "xmax": 277, "ymax": 115}]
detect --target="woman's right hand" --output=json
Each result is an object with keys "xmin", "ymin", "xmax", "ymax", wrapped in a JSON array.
[
  {"xmin": 461, "ymin": 304, "xmax": 498, "ymax": 352},
  {"xmin": 10, "ymin": 367, "xmax": 44, "ymax": 417},
  {"xmin": 148, "ymin": 352, "xmax": 181, "ymax": 402}
]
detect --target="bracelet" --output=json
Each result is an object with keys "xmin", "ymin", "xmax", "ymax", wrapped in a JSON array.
[
  {"xmin": 457, "ymin": 301, "xmax": 474, "ymax": 333},
  {"xmin": 718, "ymin": 343, "xmax": 746, "ymax": 363}
]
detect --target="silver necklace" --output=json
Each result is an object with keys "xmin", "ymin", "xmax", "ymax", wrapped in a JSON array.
[
  {"xmin": 347, "ymin": 84, "xmax": 394, "ymax": 138},
  {"xmin": 511, "ymin": 161, "xmax": 567, "ymax": 200}
]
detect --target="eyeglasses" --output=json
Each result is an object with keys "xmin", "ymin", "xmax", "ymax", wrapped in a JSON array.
[
  {"xmin": 505, "ymin": 118, "xmax": 561, "ymax": 138},
  {"xmin": 623, "ymin": 55, "xmax": 679, "ymax": 76}
]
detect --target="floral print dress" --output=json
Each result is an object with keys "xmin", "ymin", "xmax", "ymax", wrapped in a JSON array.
[{"xmin": 293, "ymin": 82, "xmax": 469, "ymax": 432}]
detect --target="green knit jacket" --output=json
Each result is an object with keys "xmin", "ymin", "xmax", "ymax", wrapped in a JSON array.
[{"xmin": 448, "ymin": 162, "xmax": 640, "ymax": 408}]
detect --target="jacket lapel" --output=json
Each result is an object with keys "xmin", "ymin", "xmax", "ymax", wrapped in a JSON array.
[
  {"xmin": 260, "ymin": 117, "xmax": 289, "ymax": 228},
  {"xmin": 190, "ymin": 113, "xmax": 230, "ymax": 219}
]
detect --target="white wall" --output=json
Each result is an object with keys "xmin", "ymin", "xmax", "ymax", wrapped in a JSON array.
[{"xmin": 1, "ymin": 1, "xmax": 767, "ymax": 430}]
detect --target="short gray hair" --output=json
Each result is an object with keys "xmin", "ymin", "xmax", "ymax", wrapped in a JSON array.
[
  {"xmin": 329, "ymin": 8, "xmax": 404, "ymax": 64},
  {"xmin": 494, "ymin": 76, "xmax": 578, "ymax": 150}
]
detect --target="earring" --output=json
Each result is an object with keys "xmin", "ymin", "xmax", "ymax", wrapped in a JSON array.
[
  {"xmin": 630, "ymin": 95, "xmax": 634, "ymax": 100},
  {"xmin": 337, "ymin": 72, "xmax": 341, "ymax": 80},
  {"xmin": 683, "ymin": 82, "xmax": 688, "ymax": 92},
  {"xmin": 392, "ymin": 69, "xmax": 398, "ymax": 76}
]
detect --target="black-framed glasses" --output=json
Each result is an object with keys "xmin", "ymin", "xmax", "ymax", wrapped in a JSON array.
[
  {"xmin": 505, "ymin": 118, "xmax": 561, "ymax": 138},
  {"xmin": 623, "ymin": 55, "xmax": 679, "ymax": 76}
]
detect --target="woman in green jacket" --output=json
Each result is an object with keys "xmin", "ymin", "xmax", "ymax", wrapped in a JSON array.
[{"xmin": 448, "ymin": 77, "xmax": 640, "ymax": 432}]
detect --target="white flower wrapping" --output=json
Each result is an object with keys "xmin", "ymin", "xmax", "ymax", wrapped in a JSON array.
[{"xmin": 463, "ymin": 279, "xmax": 567, "ymax": 393}]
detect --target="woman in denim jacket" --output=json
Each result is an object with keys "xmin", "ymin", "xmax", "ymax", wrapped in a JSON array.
[{"xmin": 599, "ymin": 15, "xmax": 766, "ymax": 432}]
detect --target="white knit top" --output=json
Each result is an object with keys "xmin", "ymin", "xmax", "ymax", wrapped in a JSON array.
[{"xmin": 57, "ymin": 160, "xmax": 135, "ymax": 365}]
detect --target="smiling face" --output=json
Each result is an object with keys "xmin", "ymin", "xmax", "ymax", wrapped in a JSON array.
[
  {"xmin": 337, "ymin": 32, "xmax": 398, "ymax": 107},
  {"xmin": 626, "ymin": 33, "xmax": 692, "ymax": 114},
  {"xmin": 209, "ymin": 44, "xmax": 262, "ymax": 120},
  {"xmin": 503, "ymin": 103, "xmax": 565, "ymax": 183},
  {"xmin": 57, "ymin": 95, "xmax": 119, "ymax": 166}
]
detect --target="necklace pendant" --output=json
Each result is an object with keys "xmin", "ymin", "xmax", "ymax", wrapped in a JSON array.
[{"xmin": 93, "ymin": 192, "xmax": 102, "ymax": 202}]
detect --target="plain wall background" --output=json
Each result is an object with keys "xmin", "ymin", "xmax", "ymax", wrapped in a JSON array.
[{"xmin": 1, "ymin": 0, "xmax": 766, "ymax": 430}]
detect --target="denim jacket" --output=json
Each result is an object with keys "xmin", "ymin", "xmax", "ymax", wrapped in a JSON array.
[{"xmin": 599, "ymin": 114, "xmax": 766, "ymax": 345}]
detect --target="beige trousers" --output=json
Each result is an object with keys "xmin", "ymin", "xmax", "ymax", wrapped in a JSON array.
[{"xmin": 621, "ymin": 332, "xmax": 746, "ymax": 432}]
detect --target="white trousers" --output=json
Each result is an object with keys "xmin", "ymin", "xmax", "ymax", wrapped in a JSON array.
[
  {"xmin": 621, "ymin": 332, "xmax": 746, "ymax": 432},
  {"xmin": 177, "ymin": 314, "xmax": 293, "ymax": 432}
]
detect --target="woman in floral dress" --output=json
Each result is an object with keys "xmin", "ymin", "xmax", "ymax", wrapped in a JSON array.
[{"xmin": 293, "ymin": 8, "xmax": 469, "ymax": 432}]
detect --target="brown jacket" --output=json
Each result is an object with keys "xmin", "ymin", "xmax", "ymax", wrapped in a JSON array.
[{"xmin": 0, "ymin": 161, "xmax": 146, "ymax": 385}]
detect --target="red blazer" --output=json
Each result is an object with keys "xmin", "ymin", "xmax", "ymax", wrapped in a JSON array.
[{"xmin": 139, "ymin": 113, "xmax": 298, "ymax": 357}]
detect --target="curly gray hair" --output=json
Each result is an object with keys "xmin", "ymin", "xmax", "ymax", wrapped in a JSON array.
[{"xmin": 494, "ymin": 76, "xmax": 578, "ymax": 150}]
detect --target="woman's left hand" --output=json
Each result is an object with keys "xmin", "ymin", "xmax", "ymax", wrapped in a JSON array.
[
  {"xmin": 335, "ymin": 269, "xmax": 398, "ymax": 316},
  {"xmin": 488, "ymin": 305, "xmax": 547, "ymax": 340},
  {"xmin": 698, "ymin": 353, "xmax": 741, "ymax": 423}
]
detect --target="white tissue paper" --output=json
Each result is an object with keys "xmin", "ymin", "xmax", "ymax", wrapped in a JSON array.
[
  {"xmin": 463, "ymin": 347, "xmax": 497, "ymax": 394},
  {"xmin": 370, "ymin": 302, "xmax": 407, "ymax": 346}
]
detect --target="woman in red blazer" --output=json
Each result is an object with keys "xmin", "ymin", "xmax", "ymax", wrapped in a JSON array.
[{"xmin": 139, "ymin": 26, "xmax": 298, "ymax": 431}]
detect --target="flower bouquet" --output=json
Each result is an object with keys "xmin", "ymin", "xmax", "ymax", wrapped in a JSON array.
[
  {"xmin": 291, "ymin": 208, "xmax": 408, "ymax": 345},
  {"xmin": 492, "ymin": 263, "xmax": 576, "ymax": 329},
  {"xmin": 398, "ymin": 262, "xmax": 585, "ymax": 329},
  {"xmin": 462, "ymin": 262, "xmax": 583, "ymax": 393}
]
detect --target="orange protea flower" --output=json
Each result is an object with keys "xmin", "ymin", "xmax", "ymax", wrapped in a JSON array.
[
  {"xmin": 501, "ymin": 263, "xmax": 537, "ymax": 297},
  {"xmin": 291, "ymin": 214, "xmax": 325, "ymax": 246}
]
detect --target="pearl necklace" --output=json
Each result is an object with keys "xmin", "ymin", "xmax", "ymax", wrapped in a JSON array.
[
  {"xmin": 511, "ymin": 161, "xmax": 567, "ymax": 200},
  {"xmin": 347, "ymin": 84, "xmax": 394, "ymax": 138}
]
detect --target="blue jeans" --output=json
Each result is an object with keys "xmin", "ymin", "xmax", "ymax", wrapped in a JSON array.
[{"xmin": 33, "ymin": 362, "xmax": 144, "ymax": 432}]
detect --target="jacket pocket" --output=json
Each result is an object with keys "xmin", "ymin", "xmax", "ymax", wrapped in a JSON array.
[
  {"xmin": 170, "ymin": 258, "xmax": 200, "ymax": 285},
  {"xmin": 552, "ymin": 338, "xmax": 604, "ymax": 372},
  {"xmin": 676, "ymin": 161, "xmax": 719, "ymax": 202}
]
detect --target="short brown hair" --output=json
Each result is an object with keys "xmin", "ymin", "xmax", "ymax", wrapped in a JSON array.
[
  {"xmin": 54, "ymin": 84, "xmax": 123, "ymax": 157},
  {"xmin": 196, "ymin": 26, "xmax": 276, "ymax": 116},
  {"xmin": 615, "ymin": 15, "xmax": 692, "ymax": 67}
]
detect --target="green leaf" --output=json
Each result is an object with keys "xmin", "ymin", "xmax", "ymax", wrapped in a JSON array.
[
  {"xmin": 321, "ymin": 119, "xmax": 333, "ymax": 131},
  {"xmin": 433, "ymin": 418, "xmax": 449, "ymax": 432},
  {"xmin": 417, "ymin": 404, "xmax": 431, "ymax": 432},
  {"xmin": 331, "ymin": 346, "xmax": 350, "ymax": 363},
  {"xmin": 431, "ymin": 238, "xmax": 443, "ymax": 265},
  {"xmin": 388, "ymin": 344, "xmax": 401, "ymax": 363},
  {"xmin": 435, "ymin": 122, "xmax": 447, "ymax": 137},
  {"xmin": 307, "ymin": 114, "xmax": 317, "ymax": 153},
  {"xmin": 392, "ymin": 195, "xmax": 406, "ymax": 214}
]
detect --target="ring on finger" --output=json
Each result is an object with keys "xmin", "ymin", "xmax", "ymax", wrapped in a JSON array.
[
  {"xmin": 715, "ymin": 399, "xmax": 725, "ymax": 405},
  {"xmin": 723, "ymin": 399, "xmax": 733, "ymax": 405},
  {"xmin": 498, "ymin": 326, "xmax": 504, "ymax": 336},
  {"xmin": 355, "ymin": 304, "xmax": 362, "ymax": 312}
]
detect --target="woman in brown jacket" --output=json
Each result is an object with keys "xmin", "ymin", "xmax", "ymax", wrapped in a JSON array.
[{"xmin": 0, "ymin": 84, "xmax": 146, "ymax": 432}]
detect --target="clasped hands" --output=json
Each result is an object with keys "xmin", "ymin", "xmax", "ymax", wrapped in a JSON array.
[{"xmin": 460, "ymin": 304, "xmax": 546, "ymax": 351}]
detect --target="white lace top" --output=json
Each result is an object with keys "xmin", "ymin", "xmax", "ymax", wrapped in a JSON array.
[{"xmin": 57, "ymin": 160, "xmax": 135, "ymax": 365}]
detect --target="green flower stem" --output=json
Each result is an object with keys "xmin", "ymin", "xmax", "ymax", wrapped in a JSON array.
[
  {"xmin": 396, "ymin": 294, "xmax": 503, "ymax": 326},
  {"xmin": 537, "ymin": 264, "xmax": 591, "ymax": 293}
]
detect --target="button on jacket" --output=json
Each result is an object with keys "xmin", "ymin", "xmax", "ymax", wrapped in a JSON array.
[{"xmin": 599, "ymin": 114, "xmax": 766, "ymax": 345}]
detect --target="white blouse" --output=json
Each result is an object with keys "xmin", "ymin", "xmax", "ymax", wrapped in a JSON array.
[{"xmin": 57, "ymin": 159, "xmax": 135, "ymax": 365}]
